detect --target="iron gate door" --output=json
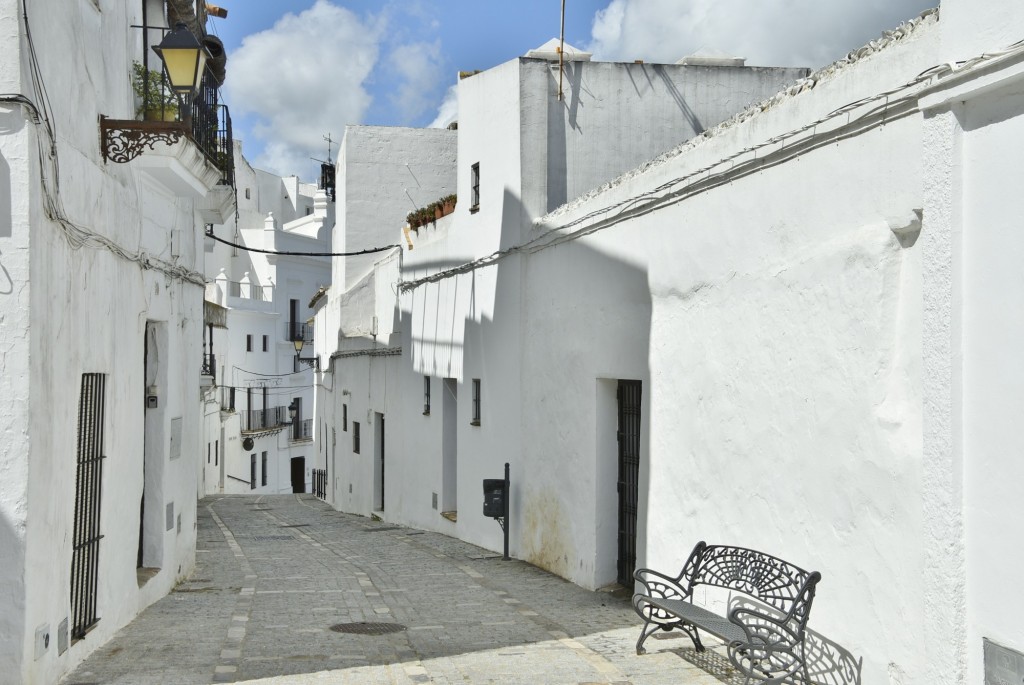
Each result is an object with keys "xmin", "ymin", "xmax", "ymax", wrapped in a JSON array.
[{"xmin": 617, "ymin": 380, "xmax": 641, "ymax": 586}]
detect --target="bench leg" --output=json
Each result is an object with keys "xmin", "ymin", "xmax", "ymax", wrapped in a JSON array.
[
  {"xmin": 635, "ymin": 620, "xmax": 661, "ymax": 655},
  {"xmin": 680, "ymin": 622, "xmax": 706, "ymax": 653}
]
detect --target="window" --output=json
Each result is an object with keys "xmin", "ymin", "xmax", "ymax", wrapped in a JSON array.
[
  {"xmin": 246, "ymin": 334, "xmax": 253, "ymax": 352},
  {"xmin": 471, "ymin": 379, "xmax": 481, "ymax": 425},
  {"xmin": 470, "ymin": 163, "xmax": 480, "ymax": 212},
  {"xmin": 71, "ymin": 373, "xmax": 105, "ymax": 640},
  {"xmin": 353, "ymin": 421, "xmax": 360, "ymax": 453},
  {"xmin": 261, "ymin": 452, "xmax": 268, "ymax": 486},
  {"xmin": 215, "ymin": 439, "xmax": 219, "ymax": 466},
  {"xmin": 250, "ymin": 454, "xmax": 257, "ymax": 489},
  {"xmin": 343, "ymin": 403, "xmax": 348, "ymax": 431},
  {"xmin": 207, "ymin": 442, "xmax": 211, "ymax": 464},
  {"xmin": 423, "ymin": 376, "xmax": 431, "ymax": 415},
  {"xmin": 245, "ymin": 187, "xmax": 251, "ymax": 200},
  {"xmin": 262, "ymin": 335, "xmax": 268, "ymax": 352}
]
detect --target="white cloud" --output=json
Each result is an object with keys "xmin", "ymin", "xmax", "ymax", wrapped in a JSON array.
[
  {"xmin": 226, "ymin": 1, "xmax": 383, "ymax": 176},
  {"xmin": 388, "ymin": 40, "xmax": 446, "ymax": 122},
  {"xmin": 586, "ymin": 0, "xmax": 936, "ymax": 69},
  {"xmin": 427, "ymin": 84, "xmax": 458, "ymax": 129}
]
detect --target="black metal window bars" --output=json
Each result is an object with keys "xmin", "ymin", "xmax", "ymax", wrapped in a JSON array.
[{"xmin": 71, "ymin": 373, "xmax": 106, "ymax": 641}]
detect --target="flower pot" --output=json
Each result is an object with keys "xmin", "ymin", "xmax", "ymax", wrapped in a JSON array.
[{"xmin": 144, "ymin": 107, "xmax": 178, "ymax": 122}]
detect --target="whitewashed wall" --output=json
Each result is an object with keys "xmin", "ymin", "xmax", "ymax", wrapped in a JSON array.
[
  {"xmin": 0, "ymin": 0, "xmax": 212, "ymax": 682},
  {"xmin": 917, "ymin": 19, "xmax": 1024, "ymax": 678},
  {"xmin": 536, "ymin": 17, "xmax": 941, "ymax": 684},
  {"xmin": 315, "ymin": 126, "xmax": 456, "ymax": 517}
]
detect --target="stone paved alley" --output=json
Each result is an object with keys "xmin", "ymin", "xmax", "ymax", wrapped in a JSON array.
[{"xmin": 61, "ymin": 495, "xmax": 736, "ymax": 685}]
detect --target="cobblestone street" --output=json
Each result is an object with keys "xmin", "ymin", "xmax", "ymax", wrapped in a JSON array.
[{"xmin": 63, "ymin": 495, "xmax": 735, "ymax": 685}]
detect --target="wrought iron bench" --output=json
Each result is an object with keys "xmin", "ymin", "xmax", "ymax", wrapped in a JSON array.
[{"xmin": 632, "ymin": 541, "xmax": 822, "ymax": 684}]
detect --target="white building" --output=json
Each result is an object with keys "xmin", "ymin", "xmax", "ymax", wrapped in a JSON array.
[
  {"xmin": 313, "ymin": 6, "xmax": 1024, "ymax": 683},
  {"xmin": 203, "ymin": 146, "xmax": 333, "ymax": 496},
  {"xmin": 314, "ymin": 46, "xmax": 807, "ymax": 572},
  {"xmin": 0, "ymin": 1, "xmax": 233, "ymax": 682}
]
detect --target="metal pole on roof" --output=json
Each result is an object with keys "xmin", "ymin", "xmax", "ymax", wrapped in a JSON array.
[{"xmin": 558, "ymin": 0, "xmax": 566, "ymax": 101}]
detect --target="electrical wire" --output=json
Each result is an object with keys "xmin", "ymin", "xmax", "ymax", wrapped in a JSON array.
[
  {"xmin": 206, "ymin": 228, "xmax": 400, "ymax": 258},
  {"xmin": 232, "ymin": 365, "xmax": 310, "ymax": 377}
]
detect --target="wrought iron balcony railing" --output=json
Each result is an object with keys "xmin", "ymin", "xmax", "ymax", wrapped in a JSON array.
[
  {"xmin": 285, "ymin": 321, "xmax": 313, "ymax": 342},
  {"xmin": 100, "ymin": 25, "xmax": 234, "ymax": 188}
]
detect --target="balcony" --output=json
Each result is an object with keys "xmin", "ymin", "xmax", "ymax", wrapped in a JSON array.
[
  {"xmin": 240, "ymin": 406, "xmax": 290, "ymax": 433},
  {"xmin": 100, "ymin": 25, "xmax": 234, "ymax": 202},
  {"xmin": 230, "ymin": 281, "xmax": 274, "ymax": 303},
  {"xmin": 201, "ymin": 353, "xmax": 216, "ymax": 387},
  {"xmin": 219, "ymin": 386, "xmax": 236, "ymax": 412},
  {"xmin": 292, "ymin": 418, "xmax": 313, "ymax": 442},
  {"xmin": 285, "ymin": 321, "xmax": 313, "ymax": 343}
]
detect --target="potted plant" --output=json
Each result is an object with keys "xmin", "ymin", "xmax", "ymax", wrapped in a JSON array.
[
  {"xmin": 441, "ymin": 194, "xmax": 456, "ymax": 215},
  {"xmin": 432, "ymin": 201, "xmax": 443, "ymax": 221},
  {"xmin": 132, "ymin": 61, "xmax": 178, "ymax": 121},
  {"xmin": 407, "ymin": 209, "xmax": 421, "ymax": 230}
]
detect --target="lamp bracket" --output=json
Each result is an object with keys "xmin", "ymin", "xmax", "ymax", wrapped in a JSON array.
[
  {"xmin": 100, "ymin": 116, "xmax": 186, "ymax": 163},
  {"xmin": 295, "ymin": 355, "xmax": 319, "ymax": 371}
]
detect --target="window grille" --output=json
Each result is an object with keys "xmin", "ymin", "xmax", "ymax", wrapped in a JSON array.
[
  {"xmin": 470, "ymin": 163, "xmax": 480, "ymax": 211},
  {"xmin": 250, "ymin": 454, "xmax": 256, "ymax": 489},
  {"xmin": 424, "ymin": 376, "xmax": 431, "ymax": 415},
  {"xmin": 343, "ymin": 404, "xmax": 348, "ymax": 431},
  {"xmin": 261, "ymin": 451, "xmax": 268, "ymax": 486},
  {"xmin": 71, "ymin": 373, "xmax": 106, "ymax": 640},
  {"xmin": 353, "ymin": 421, "xmax": 360, "ymax": 454},
  {"xmin": 472, "ymin": 379, "xmax": 481, "ymax": 425}
]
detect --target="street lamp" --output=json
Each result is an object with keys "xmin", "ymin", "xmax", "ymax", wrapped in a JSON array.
[
  {"xmin": 152, "ymin": 22, "xmax": 210, "ymax": 97},
  {"xmin": 288, "ymin": 400, "xmax": 298, "ymax": 422},
  {"xmin": 293, "ymin": 337, "xmax": 319, "ymax": 370}
]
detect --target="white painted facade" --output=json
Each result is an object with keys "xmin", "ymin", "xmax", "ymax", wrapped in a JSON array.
[
  {"xmin": 315, "ymin": 54, "xmax": 809, "ymax": 570},
  {"xmin": 203, "ymin": 146, "xmax": 332, "ymax": 497},
  {"xmin": 315, "ymin": 10, "xmax": 1024, "ymax": 684},
  {"xmin": 0, "ymin": 1, "xmax": 228, "ymax": 683}
]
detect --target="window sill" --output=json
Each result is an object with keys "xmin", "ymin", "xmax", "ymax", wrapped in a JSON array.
[
  {"xmin": 423, "ymin": 410, "xmax": 430, "ymax": 416},
  {"xmin": 469, "ymin": 205, "xmax": 480, "ymax": 214},
  {"xmin": 470, "ymin": 420, "xmax": 480, "ymax": 427}
]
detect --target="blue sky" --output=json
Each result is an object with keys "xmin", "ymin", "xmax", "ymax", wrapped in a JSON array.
[{"xmin": 207, "ymin": 0, "xmax": 934, "ymax": 180}]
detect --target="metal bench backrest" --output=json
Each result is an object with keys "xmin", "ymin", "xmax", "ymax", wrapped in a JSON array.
[{"xmin": 683, "ymin": 542, "xmax": 821, "ymax": 632}]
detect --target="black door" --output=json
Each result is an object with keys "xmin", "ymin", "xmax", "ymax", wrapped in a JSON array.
[
  {"xmin": 617, "ymin": 380, "xmax": 641, "ymax": 586},
  {"xmin": 291, "ymin": 457, "xmax": 305, "ymax": 493}
]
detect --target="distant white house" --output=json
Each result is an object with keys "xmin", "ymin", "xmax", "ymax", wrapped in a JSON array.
[
  {"xmin": 313, "ymin": 6, "xmax": 1024, "ymax": 683},
  {"xmin": 0, "ymin": 1, "xmax": 234, "ymax": 682},
  {"xmin": 203, "ymin": 145, "xmax": 333, "ymax": 497}
]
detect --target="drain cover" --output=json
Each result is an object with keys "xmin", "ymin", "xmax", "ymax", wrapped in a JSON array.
[{"xmin": 329, "ymin": 622, "xmax": 407, "ymax": 635}]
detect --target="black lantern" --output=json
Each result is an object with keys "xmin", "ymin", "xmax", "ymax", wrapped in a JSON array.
[
  {"xmin": 293, "ymin": 336, "xmax": 319, "ymax": 370},
  {"xmin": 287, "ymin": 400, "xmax": 298, "ymax": 422},
  {"xmin": 152, "ymin": 22, "xmax": 210, "ymax": 96}
]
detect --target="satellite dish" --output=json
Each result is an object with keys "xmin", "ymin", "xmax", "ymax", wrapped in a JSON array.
[{"xmin": 242, "ymin": 437, "xmax": 254, "ymax": 451}]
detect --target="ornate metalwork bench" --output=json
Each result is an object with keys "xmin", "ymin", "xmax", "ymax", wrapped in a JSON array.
[{"xmin": 632, "ymin": 541, "xmax": 822, "ymax": 684}]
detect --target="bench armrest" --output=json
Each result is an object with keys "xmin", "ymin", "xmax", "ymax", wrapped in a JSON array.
[
  {"xmin": 726, "ymin": 606, "xmax": 804, "ymax": 682},
  {"xmin": 633, "ymin": 567, "xmax": 691, "ymax": 601}
]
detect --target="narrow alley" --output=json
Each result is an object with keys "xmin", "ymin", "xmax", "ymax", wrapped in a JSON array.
[{"xmin": 62, "ymin": 496, "xmax": 732, "ymax": 685}]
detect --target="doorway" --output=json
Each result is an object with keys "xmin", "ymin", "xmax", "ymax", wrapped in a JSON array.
[
  {"xmin": 616, "ymin": 380, "xmax": 642, "ymax": 586},
  {"xmin": 441, "ymin": 379, "xmax": 458, "ymax": 513},
  {"xmin": 290, "ymin": 456, "xmax": 305, "ymax": 493}
]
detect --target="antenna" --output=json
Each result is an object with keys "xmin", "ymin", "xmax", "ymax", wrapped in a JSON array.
[{"xmin": 323, "ymin": 133, "xmax": 335, "ymax": 164}]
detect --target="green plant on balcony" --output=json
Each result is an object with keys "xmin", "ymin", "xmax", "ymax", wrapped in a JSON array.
[{"xmin": 132, "ymin": 61, "xmax": 179, "ymax": 121}]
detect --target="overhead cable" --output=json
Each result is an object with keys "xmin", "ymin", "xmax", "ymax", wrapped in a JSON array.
[{"xmin": 206, "ymin": 229, "xmax": 399, "ymax": 258}]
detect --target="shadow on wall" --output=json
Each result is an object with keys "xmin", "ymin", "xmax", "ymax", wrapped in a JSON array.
[
  {"xmin": 716, "ymin": 596, "xmax": 863, "ymax": 685},
  {"xmin": 0, "ymin": 508, "xmax": 25, "ymax": 676}
]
